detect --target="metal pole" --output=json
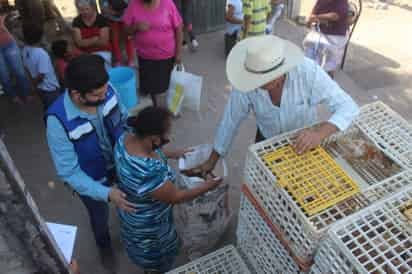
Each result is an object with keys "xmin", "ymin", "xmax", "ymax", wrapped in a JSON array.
[{"xmin": 341, "ymin": 0, "xmax": 362, "ymax": 70}]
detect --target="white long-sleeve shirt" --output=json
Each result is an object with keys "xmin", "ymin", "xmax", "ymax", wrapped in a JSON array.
[{"xmin": 214, "ymin": 57, "xmax": 360, "ymax": 156}]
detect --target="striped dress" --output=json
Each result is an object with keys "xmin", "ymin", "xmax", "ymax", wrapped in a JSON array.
[{"xmin": 114, "ymin": 134, "xmax": 180, "ymax": 272}]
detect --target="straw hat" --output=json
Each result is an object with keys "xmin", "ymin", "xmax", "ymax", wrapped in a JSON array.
[{"xmin": 226, "ymin": 35, "xmax": 304, "ymax": 92}]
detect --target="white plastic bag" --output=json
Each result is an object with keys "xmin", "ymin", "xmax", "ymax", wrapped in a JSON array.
[
  {"xmin": 167, "ymin": 65, "xmax": 185, "ymax": 116},
  {"xmin": 175, "ymin": 144, "xmax": 231, "ymax": 259}
]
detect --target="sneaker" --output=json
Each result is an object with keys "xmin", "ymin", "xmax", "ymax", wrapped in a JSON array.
[
  {"xmin": 190, "ymin": 39, "xmax": 199, "ymax": 52},
  {"xmin": 182, "ymin": 40, "xmax": 189, "ymax": 50},
  {"xmin": 99, "ymin": 246, "xmax": 117, "ymax": 273}
]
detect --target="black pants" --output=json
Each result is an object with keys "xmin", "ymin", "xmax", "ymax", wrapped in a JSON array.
[
  {"xmin": 256, "ymin": 128, "xmax": 265, "ymax": 143},
  {"xmin": 79, "ymin": 194, "xmax": 111, "ymax": 249},
  {"xmin": 225, "ymin": 32, "xmax": 238, "ymax": 57}
]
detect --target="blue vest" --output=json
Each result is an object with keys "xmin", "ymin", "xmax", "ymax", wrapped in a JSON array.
[{"xmin": 46, "ymin": 86, "xmax": 124, "ymax": 181}]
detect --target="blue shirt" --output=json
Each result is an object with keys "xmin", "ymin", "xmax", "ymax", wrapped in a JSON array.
[
  {"xmin": 226, "ymin": 0, "xmax": 243, "ymax": 35},
  {"xmin": 214, "ymin": 57, "xmax": 360, "ymax": 156},
  {"xmin": 22, "ymin": 46, "xmax": 60, "ymax": 92},
  {"xmin": 46, "ymin": 89, "xmax": 128, "ymax": 201}
]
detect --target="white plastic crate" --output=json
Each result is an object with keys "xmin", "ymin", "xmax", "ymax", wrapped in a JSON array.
[
  {"xmin": 317, "ymin": 187, "xmax": 412, "ymax": 274},
  {"xmin": 244, "ymin": 102, "xmax": 412, "ymax": 264},
  {"xmin": 237, "ymin": 193, "xmax": 306, "ymax": 274},
  {"xmin": 354, "ymin": 101, "xmax": 412, "ymax": 168},
  {"xmin": 166, "ymin": 245, "xmax": 250, "ymax": 274}
]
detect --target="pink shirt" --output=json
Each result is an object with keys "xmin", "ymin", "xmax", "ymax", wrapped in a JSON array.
[{"xmin": 122, "ymin": 0, "xmax": 182, "ymax": 60}]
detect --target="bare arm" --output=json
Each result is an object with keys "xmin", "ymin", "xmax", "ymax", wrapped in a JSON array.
[
  {"xmin": 243, "ymin": 15, "xmax": 251, "ymax": 38},
  {"xmin": 151, "ymin": 177, "xmax": 221, "ymax": 205},
  {"xmin": 225, "ymin": 5, "xmax": 243, "ymax": 24},
  {"xmin": 72, "ymin": 28, "xmax": 99, "ymax": 48},
  {"xmin": 95, "ymin": 27, "xmax": 110, "ymax": 47},
  {"xmin": 174, "ymin": 25, "xmax": 183, "ymax": 64}
]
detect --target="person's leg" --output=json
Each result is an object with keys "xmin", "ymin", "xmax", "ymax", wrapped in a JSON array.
[
  {"xmin": 110, "ymin": 21, "xmax": 122, "ymax": 65},
  {"xmin": 121, "ymin": 22, "xmax": 136, "ymax": 66},
  {"xmin": 225, "ymin": 32, "xmax": 237, "ymax": 57},
  {"xmin": 3, "ymin": 42, "xmax": 30, "ymax": 99},
  {"xmin": 182, "ymin": 0, "xmax": 197, "ymax": 50},
  {"xmin": 79, "ymin": 195, "xmax": 111, "ymax": 249}
]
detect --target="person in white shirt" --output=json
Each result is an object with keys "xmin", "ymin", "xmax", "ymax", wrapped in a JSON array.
[
  {"xmin": 224, "ymin": 0, "xmax": 243, "ymax": 57},
  {"xmin": 185, "ymin": 35, "xmax": 359, "ymax": 176},
  {"xmin": 22, "ymin": 25, "xmax": 61, "ymax": 110}
]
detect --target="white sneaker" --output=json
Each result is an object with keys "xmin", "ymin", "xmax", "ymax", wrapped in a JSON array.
[
  {"xmin": 190, "ymin": 39, "xmax": 199, "ymax": 51},
  {"xmin": 0, "ymin": 85, "xmax": 4, "ymax": 96}
]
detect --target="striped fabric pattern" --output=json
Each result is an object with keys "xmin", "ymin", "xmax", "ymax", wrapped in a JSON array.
[
  {"xmin": 114, "ymin": 134, "xmax": 180, "ymax": 272},
  {"xmin": 243, "ymin": 0, "xmax": 271, "ymax": 37}
]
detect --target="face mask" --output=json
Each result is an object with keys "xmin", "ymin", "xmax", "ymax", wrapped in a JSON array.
[
  {"xmin": 83, "ymin": 99, "xmax": 105, "ymax": 107},
  {"xmin": 152, "ymin": 136, "xmax": 170, "ymax": 151},
  {"xmin": 81, "ymin": 94, "xmax": 105, "ymax": 107}
]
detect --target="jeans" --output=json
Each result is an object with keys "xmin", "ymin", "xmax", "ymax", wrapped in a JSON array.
[
  {"xmin": 0, "ymin": 41, "xmax": 30, "ymax": 98},
  {"xmin": 79, "ymin": 194, "xmax": 112, "ymax": 249}
]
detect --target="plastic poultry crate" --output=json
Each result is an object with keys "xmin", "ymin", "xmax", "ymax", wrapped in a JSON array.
[
  {"xmin": 316, "ymin": 187, "xmax": 412, "ymax": 274},
  {"xmin": 237, "ymin": 192, "xmax": 307, "ymax": 274},
  {"xmin": 166, "ymin": 245, "xmax": 250, "ymax": 274},
  {"xmin": 354, "ymin": 101, "xmax": 412, "ymax": 169},
  {"xmin": 244, "ymin": 102, "xmax": 412, "ymax": 264},
  {"xmin": 261, "ymin": 145, "xmax": 360, "ymax": 216}
]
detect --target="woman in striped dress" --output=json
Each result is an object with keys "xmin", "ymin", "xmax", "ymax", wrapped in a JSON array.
[{"xmin": 114, "ymin": 107, "xmax": 221, "ymax": 273}]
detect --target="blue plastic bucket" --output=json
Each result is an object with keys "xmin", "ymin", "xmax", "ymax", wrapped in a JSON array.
[{"xmin": 109, "ymin": 67, "xmax": 138, "ymax": 110}]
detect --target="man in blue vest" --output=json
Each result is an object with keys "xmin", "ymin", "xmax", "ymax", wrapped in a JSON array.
[{"xmin": 46, "ymin": 55, "xmax": 136, "ymax": 264}]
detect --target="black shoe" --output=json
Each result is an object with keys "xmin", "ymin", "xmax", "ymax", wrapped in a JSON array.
[{"xmin": 98, "ymin": 246, "xmax": 117, "ymax": 273}]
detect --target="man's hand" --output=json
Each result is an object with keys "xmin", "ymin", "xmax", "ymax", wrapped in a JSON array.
[
  {"xmin": 292, "ymin": 128, "xmax": 323, "ymax": 155},
  {"xmin": 292, "ymin": 122, "xmax": 338, "ymax": 155},
  {"xmin": 109, "ymin": 187, "xmax": 137, "ymax": 213},
  {"xmin": 70, "ymin": 260, "xmax": 80, "ymax": 274}
]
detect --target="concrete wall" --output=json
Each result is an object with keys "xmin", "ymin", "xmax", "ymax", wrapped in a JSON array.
[{"xmin": 0, "ymin": 140, "xmax": 70, "ymax": 274}]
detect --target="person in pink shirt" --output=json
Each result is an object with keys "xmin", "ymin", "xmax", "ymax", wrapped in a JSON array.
[{"xmin": 123, "ymin": 0, "xmax": 183, "ymax": 107}]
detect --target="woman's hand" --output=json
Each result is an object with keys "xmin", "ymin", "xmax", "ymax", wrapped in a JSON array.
[
  {"xmin": 174, "ymin": 53, "xmax": 182, "ymax": 65},
  {"xmin": 134, "ymin": 22, "xmax": 150, "ymax": 32},
  {"xmin": 204, "ymin": 174, "xmax": 223, "ymax": 191}
]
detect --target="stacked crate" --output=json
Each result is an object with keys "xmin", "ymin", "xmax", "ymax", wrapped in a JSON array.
[
  {"xmin": 168, "ymin": 102, "xmax": 412, "ymax": 274},
  {"xmin": 313, "ymin": 187, "xmax": 412, "ymax": 274},
  {"xmin": 238, "ymin": 102, "xmax": 412, "ymax": 273},
  {"xmin": 166, "ymin": 245, "xmax": 251, "ymax": 274}
]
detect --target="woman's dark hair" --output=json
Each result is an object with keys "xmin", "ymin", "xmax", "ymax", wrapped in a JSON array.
[
  {"xmin": 65, "ymin": 54, "xmax": 108, "ymax": 95},
  {"xmin": 128, "ymin": 107, "xmax": 172, "ymax": 138},
  {"xmin": 22, "ymin": 24, "xmax": 44, "ymax": 45},
  {"xmin": 51, "ymin": 40, "xmax": 68, "ymax": 58}
]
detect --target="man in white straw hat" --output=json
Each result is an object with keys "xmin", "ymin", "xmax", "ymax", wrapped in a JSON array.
[{"xmin": 185, "ymin": 35, "xmax": 359, "ymax": 176}]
